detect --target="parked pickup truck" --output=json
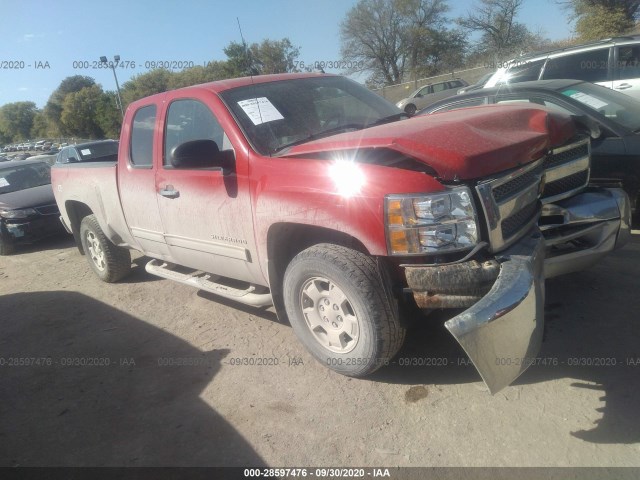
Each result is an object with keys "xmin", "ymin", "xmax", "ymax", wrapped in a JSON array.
[{"xmin": 52, "ymin": 73, "xmax": 631, "ymax": 393}]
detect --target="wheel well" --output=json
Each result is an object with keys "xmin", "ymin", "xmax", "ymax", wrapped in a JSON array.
[
  {"xmin": 266, "ymin": 223, "xmax": 370, "ymax": 323},
  {"xmin": 64, "ymin": 201, "xmax": 94, "ymax": 254}
]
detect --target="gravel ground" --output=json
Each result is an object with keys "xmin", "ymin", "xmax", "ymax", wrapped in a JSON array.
[{"xmin": 1, "ymin": 232, "xmax": 639, "ymax": 469}]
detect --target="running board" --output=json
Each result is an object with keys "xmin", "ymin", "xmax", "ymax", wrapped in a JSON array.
[{"xmin": 145, "ymin": 259, "xmax": 273, "ymax": 307}]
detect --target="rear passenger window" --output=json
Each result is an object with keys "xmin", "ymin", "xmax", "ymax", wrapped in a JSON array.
[
  {"xmin": 130, "ymin": 105, "xmax": 156, "ymax": 167},
  {"xmin": 617, "ymin": 45, "xmax": 640, "ymax": 80},
  {"xmin": 543, "ymin": 48, "xmax": 611, "ymax": 82}
]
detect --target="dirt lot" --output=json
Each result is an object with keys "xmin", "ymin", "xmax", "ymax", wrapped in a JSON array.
[{"xmin": 1, "ymin": 232, "xmax": 639, "ymax": 469}]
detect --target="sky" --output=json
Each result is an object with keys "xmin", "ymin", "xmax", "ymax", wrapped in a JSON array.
[{"xmin": 0, "ymin": 0, "xmax": 573, "ymax": 109}]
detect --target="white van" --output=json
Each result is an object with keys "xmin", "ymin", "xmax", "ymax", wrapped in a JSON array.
[{"xmin": 484, "ymin": 36, "xmax": 640, "ymax": 100}]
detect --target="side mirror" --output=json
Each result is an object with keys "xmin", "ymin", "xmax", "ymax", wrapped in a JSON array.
[{"xmin": 170, "ymin": 139, "xmax": 226, "ymax": 170}]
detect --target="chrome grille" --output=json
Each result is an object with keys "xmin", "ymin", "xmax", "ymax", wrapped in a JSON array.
[
  {"xmin": 541, "ymin": 136, "xmax": 590, "ymax": 203},
  {"xmin": 476, "ymin": 159, "xmax": 544, "ymax": 253}
]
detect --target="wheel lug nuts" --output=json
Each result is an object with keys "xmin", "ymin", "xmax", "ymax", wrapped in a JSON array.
[
  {"xmin": 333, "ymin": 304, "xmax": 339, "ymax": 310},
  {"xmin": 324, "ymin": 299, "xmax": 330, "ymax": 305},
  {"xmin": 320, "ymin": 306, "xmax": 325, "ymax": 311},
  {"xmin": 332, "ymin": 322, "xmax": 338, "ymax": 328},
  {"xmin": 337, "ymin": 315, "xmax": 343, "ymax": 323},
  {"xmin": 323, "ymin": 317, "xmax": 329, "ymax": 323}
]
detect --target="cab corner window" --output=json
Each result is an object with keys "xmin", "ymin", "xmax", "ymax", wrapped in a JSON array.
[
  {"xmin": 130, "ymin": 105, "xmax": 157, "ymax": 167},
  {"xmin": 164, "ymin": 99, "xmax": 230, "ymax": 168}
]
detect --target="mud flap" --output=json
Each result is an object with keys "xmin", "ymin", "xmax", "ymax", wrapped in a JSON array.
[{"xmin": 444, "ymin": 231, "xmax": 545, "ymax": 394}]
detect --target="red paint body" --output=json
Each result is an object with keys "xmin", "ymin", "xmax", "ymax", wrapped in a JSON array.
[{"xmin": 52, "ymin": 73, "xmax": 576, "ymax": 287}]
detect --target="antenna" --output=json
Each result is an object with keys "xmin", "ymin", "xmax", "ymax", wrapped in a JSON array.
[{"xmin": 236, "ymin": 17, "xmax": 265, "ymax": 130}]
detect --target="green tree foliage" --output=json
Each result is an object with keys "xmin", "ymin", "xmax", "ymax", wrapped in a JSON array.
[
  {"xmin": 30, "ymin": 111, "xmax": 49, "ymax": 139},
  {"xmin": 44, "ymin": 76, "xmax": 96, "ymax": 136},
  {"xmin": 574, "ymin": 3, "xmax": 635, "ymax": 40},
  {"xmin": 120, "ymin": 68, "xmax": 174, "ymax": 106},
  {"xmin": 95, "ymin": 91, "xmax": 123, "ymax": 139},
  {"xmin": 0, "ymin": 102, "xmax": 38, "ymax": 141},
  {"xmin": 223, "ymin": 38, "xmax": 301, "ymax": 76},
  {"xmin": 60, "ymin": 85, "xmax": 105, "ymax": 139},
  {"xmin": 340, "ymin": 0, "xmax": 464, "ymax": 87}
]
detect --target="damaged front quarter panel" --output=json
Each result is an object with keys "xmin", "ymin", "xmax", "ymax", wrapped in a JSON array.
[{"xmin": 407, "ymin": 230, "xmax": 546, "ymax": 394}]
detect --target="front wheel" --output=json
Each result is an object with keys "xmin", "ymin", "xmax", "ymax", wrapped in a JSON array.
[
  {"xmin": 283, "ymin": 244, "xmax": 406, "ymax": 376},
  {"xmin": 404, "ymin": 104, "xmax": 417, "ymax": 116},
  {"xmin": 80, "ymin": 214, "xmax": 131, "ymax": 283}
]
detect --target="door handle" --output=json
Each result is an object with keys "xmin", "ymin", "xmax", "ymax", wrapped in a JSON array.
[
  {"xmin": 159, "ymin": 185, "xmax": 180, "ymax": 199},
  {"xmin": 615, "ymin": 83, "xmax": 632, "ymax": 89}
]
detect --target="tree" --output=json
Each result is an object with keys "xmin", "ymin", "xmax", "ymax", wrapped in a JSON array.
[
  {"xmin": 120, "ymin": 69, "xmax": 175, "ymax": 107},
  {"xmin": 44, "ymin": 76, "xmax": 97, "ymax": 136},
  {"xmin": 0, "ymin": 102, "xmax": 38, "ymax": 141},
  {"xmin": 60, "ymin": 85, "xmax": 105, "ymax": 139},
  {"xmin": 459, "ymin": 0, "xmax": 539, "ymax": 60},
  {"xmin": 30, "ymin": 111, "xmax": 49, "ymax": 139},
  {"xmin": 169, "ymin": 61, "xmax": 229, "ymax": 89},
  {"xmin": 95, "ymin": 91, "xmax": 122, "ymax": 139},
  {"xmin": 223, "ymin": 38, "xmax": 301, "ymax": 77},
  {"xmin": 340, "ymin": 0, "xmax": 461, "ymax": 87}
]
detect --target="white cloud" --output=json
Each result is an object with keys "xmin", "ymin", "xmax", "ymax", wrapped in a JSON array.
[{"xmin": 18, "ymin": 87, "xmax": 29, "ymax": 92}]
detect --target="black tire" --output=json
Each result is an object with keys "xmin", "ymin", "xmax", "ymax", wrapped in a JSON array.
[
  {"xmin": 283, "ymin": 243, "xmax": 406, "ymax": 377},
  {"xmin": 404, "ymin": 104, "xmax": 417, "ymax": 116},
  {"xmin": 0, "ymin": 236, "xmax": 15, "ymax": 256},
  {"xmin": 79, "ymin": 214, "xmax": 131, "ymax": 283}
]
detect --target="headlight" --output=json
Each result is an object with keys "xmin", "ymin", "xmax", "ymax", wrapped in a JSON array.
[
  {"xmin": 385, "ymin": 187, "xmax": 478, "ymax": 255},
  {"xmin": 0, "ymin": 208, "xmax": 38, "ymax": 219}
]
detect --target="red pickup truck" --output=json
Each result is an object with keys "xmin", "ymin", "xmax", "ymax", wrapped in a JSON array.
[{"xmin": 52, "ymin": 73, "xmax": 631, "ymax": 393}]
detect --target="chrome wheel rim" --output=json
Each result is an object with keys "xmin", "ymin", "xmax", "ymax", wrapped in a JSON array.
[
  {"xmin": 300, "ymin": 276, "xmax": 359, "ymax": 354},
  {"xmin": 86, "ymin": 231, "xmax": 106, "ymax": 271}
]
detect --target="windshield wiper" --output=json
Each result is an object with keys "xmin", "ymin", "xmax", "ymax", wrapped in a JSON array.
[
  {"xmin": 365, "ymin": 112, "xmax": 409, "ymax": 127},
  {"xmin": 272, "ymin": 123, "xmax": 366, "ymax": 154},
  {"xmin": 271, "ymin": 114, "xmax": 408, "ymax": 155}
]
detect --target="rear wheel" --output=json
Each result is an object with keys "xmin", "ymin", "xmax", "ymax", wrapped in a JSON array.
[
  {"xmin": 283, "ymin": 243, "xmax": 405, "ymax": 376},
  {"xmin": 80, "ymin": 214, "xmax": 131, "ymax": 282},
  {"xmin": 0, "ymin": 236, "xmax": 15, "ymax": 256}
]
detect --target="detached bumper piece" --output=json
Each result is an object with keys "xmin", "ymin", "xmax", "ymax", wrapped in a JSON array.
[
  {"xmin": 405, "ymin": 231, "xmax": 545, "ymax": 394},
  {"xmin": 540, "ymin": 188, "xmax": 631, "ymax": 278}
]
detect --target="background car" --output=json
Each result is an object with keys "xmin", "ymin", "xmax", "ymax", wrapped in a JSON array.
[
  {"xmin": 457, "ymin": 71, "xmax": 494, "ymax": 94},
  {"xmin": 419, "ymin": 78, "xmax": 640, "ymax": 218},
  {"xmin": 56, "ymin": 140, "xmax": 119, "ymax": 164},
  {"xmin": 484, "ymin": 35, "xmax": 640, "ymax": 100},
  {"xmin": 395, "ymin": 78, "xmax": 468, "ymax": 115},
  {"xmin": 0, "ymin": 159, "xmax": 66, "ymax": 255}
]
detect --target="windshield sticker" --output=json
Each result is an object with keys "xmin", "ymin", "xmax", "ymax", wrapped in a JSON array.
[
  {"xmin": 562, "ymin": 90, "xmax": 608, "ymax": 110},
  {"xmin": 80, "ymin": 149, "xmax": 91, "ymax": 155},
  {"xmin": 0, "ymin": 177, "xmax": 9, "ymax": 187},
  {"xmin": 238, "ymin": 97, "xmax": 284, "ymax": 125}
]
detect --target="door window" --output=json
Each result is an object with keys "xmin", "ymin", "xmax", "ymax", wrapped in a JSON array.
[
  {"xmin": 543, "ymin": 48, "xmax": 611, "ymax": 82},
  {"xmin": 163, "ymin": 99, "xmax": 231, "ymax": 167},
  {"xmin": 617, "ymin": 45, "xmax": 640, "ymax": 80}
]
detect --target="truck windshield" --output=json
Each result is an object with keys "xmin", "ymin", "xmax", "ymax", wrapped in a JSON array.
[
  {"xmin": 219, "ymin": 76, "xmax": 401, "ymax": 156},
  {"xmin": 0, "ymin": 162, "xmax": 51, "ymax": 194}
]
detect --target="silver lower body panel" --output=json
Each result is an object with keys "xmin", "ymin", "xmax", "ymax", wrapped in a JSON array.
[
  {"xmin": 541, "ymin": 188, "xmax": 631, "ymax": 278},
  {"xmin": 444, "ymin": 230, "xmax": 545, "ymax": 394}
]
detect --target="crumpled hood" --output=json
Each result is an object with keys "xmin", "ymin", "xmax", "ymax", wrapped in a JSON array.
[
  {"xmin": 285, "ymin": 104, "xmax": 576, "ymax": 180},
  {"xmin": 0, "ymin": 184, "xmax": 56, "ymax": 211}
]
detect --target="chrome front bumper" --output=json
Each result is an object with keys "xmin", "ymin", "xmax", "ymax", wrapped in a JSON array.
[
  {"xmin": 443, "ymin": 231, "xmax": 545, "ymax": 394},
  {"xmin": 541, "ymin": 188, "xmax": 631, "ymax": 278}
]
